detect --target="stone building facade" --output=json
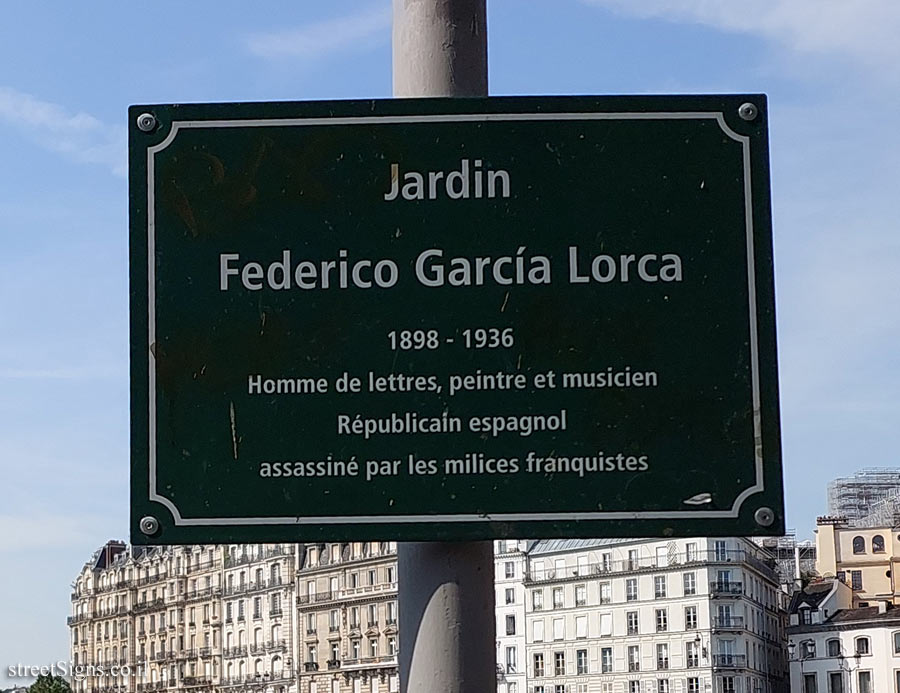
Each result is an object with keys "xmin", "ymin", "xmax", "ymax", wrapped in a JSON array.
[
  {"xmin": 69, "ymin": 541, "xmax": 396, "ymax": 693},
  {"xmin": 70, "ymin": 538, "xmax": 787, "ymax": 693}
]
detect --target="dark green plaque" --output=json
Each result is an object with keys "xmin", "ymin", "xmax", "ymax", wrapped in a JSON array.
[{"xmin": 130, "ymin": 96, "xmax": 783, "ymax": 543}]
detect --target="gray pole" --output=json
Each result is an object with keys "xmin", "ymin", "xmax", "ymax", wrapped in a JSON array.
[
  {"xmin": 392, "ymin": 2, "xmax": 495, "ymax": 692},
  {"xmin": 392, "ymin": 0, "xmax": 488, "ymax": 98}
]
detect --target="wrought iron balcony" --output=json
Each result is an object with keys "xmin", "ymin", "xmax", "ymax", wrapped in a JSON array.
[
  {"xmin": 713, "ymin": 654, "xmax": 747, "ymax": 669},
  {"xmin": 710, "ymin": 582, "xmax": 744, "ymax": 597}
]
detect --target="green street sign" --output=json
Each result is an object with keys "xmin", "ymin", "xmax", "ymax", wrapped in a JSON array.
[{"xmin": 129, "ymin": 95, "xmax": 783, "ymax": 543}]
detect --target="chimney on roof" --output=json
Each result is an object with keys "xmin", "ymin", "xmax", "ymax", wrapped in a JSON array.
[{"xmin": 878, "ymin": 601, "xmax": 888, "ymax": 614}]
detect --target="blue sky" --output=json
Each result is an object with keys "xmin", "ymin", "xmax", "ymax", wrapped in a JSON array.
[{"xmin": 1, "ymin": 0, "xmax": 899, "ymax": 679}]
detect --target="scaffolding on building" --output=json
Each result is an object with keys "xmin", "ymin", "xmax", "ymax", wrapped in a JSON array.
[
  {"xmin": 827, "ymin": 467, "xmax": 900, "ymax": 527},
  {"xmin": 754, "ymin": 531, "xmax": 817, "ymax": 588}
]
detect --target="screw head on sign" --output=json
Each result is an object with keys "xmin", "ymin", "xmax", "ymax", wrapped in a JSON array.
[
  {"xmin": 136, "ymin": 113, "xmax": 157, "ymax": 132},
  {"xmin": 738, "ymin": 103, "xmax": 758, "ymax": 122},
  {"xmin": 140, "ymin": 516, "xmax": 160, "ymax": 535},
  {"xmin": 754, "ymin": 507, "xmax": 775, "ymax": 527}
]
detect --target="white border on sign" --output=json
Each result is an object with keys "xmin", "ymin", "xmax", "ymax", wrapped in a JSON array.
[{"xmin": 145, "ymin": 110, "xmax": 763, "ymax": 526}]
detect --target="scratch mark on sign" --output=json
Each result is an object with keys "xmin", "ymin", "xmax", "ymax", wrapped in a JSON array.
[
  {"xmin": 500, "ymin": 291, "xmax": 509, "ymax": 313},
  {"xmin": 229, "ymin": 401, "xmax": 239, "ymax": 460}
]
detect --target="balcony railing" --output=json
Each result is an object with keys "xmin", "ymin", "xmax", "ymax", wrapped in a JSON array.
[
  {"xmin": 133, "ymin": 598, "xmax": 165, "ymax": 613},
  {"xmin": 327, "ymin": 660, "xmax": 341, "ymax": 670},
  {"xmin": 304, "ymin": 663, "xmax": 319, "ymax": 672},
  {"xmin": 524, "ymin": 548, "xmax": 776, "ymax": 583},
  {"xmin": 711, "ymin": 582, "xmax": 744, "ymax": 597},
  {"xmin": 181, "ymin": 677, "xmax": 213, "ymax": 687},
  {"xmin": 296, "ymin": 591, "xmax": 335, "ymax": 605},
  {"xmin": 713, "ymin": 616, "xmax": 746, "ymax": 630},
  {"xmin": 713, "ymin": 654, "xmax": 747, "ymax": 669}
]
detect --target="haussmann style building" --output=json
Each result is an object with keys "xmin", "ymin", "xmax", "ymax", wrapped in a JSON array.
[{"xmin": 69, "ymin": 538, "xmax": 789, "ymax": 693}]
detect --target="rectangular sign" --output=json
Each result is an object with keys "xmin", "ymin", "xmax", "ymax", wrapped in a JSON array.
[{"xmin": 129, "ymin": 95, "xmax": 783, "ymax": 543}]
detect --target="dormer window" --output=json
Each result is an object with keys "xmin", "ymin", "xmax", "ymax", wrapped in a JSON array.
[
  {"xmin": 800, "ymin": 607, "xmax": 813, "ymax": 625},
  {"xmin": 852, "ymin": 536, "xmax": 865, "ymax": 554},
  {"xmin": 873, "ymin": 535, "xmax": 885, "ymax": 553}
]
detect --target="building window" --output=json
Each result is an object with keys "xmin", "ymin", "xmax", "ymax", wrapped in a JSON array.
[
  {"xmin": 654, "ymin": 576, "xmax": 667, "ymax": 599},
  {"xmin": 656, "ymin": 643, "xmax": 669, "ymax": 670},
  {"xmin": 575, "ymin": 615, "xmax": 587, "ymax": 639},
  {"xmin": 714, "ymin": 540, "xmax": 728, "ymax": 561},
  {"xmin": 552, "ymin": 588, "xmax": 564, "ymax": 609},
  {"xmin": 800, "ymin": 609, "xmax": 813, "ymax": 625},
  {"xmin": 802, "ymin": 640, "xmax": 816, "ymax": 659},
  {"xmin": 685, "ymin": 606, "xmax": 698, "ymax": 630},
  {"xmin": 627, "ymin": 645, "xmax": 640, "ymax": 672},
  {"xmin": 686, "ymin": 641, "xmax": 699, "ymax": 668},
  {"xmin": 828, "ymin": 672, "xmax": 844, "ymax": 693},
  {"xmin": 872, "ymin": 535, "xmax": 886, "ymax": 553},
  {"xmin": 683, "ymin": 572, "xmax": 697, "ymax": 596},
  {"xmin": 626, "ymin": 578, "xmax": 638, "ymax": 601},
  {"xmin": 627, "ymin": 611, "xmax": 639, "ymax": 635},
  {"xmin": 629, "ymin": 682, "xmax": 640, "ymax": 693},
  {"xmin": 852, "ymin": 536, "xmax": 865, "ymax": 554},
  {"xmin": 554, "ymin": 651, "xmax": 565, "ymax": 676},
  {"xmin": 857, "ymin": 671, "xmax": 871, "ymax": 693},
  {"xmin": 505, "ymin": 615, "xmax": 516, "ymax": 636},
  {"xmin": 552, "ymin": 618, "xmax": 564, "ymax": 641},
  {"xmin": 655, "ymin": 609, "xmax": 668, "ymax": 632},
  {"xmin": 506, "ymin": 646, "xmax": 517, "ymax": 672},
  {"xmin": 855, "ymin": 637, "xmax": 870, "ymax": 656},
  {"xmin": 601, "ymin": 647, "xmax": 613, "ymax": 673},
  {"xmin": 685, "ymin": 542, "xmax": 698, "ymax": 562},
  {"xmin": 532, "ymin": 590, "xmax": 543, "ymax": 611},
  {"xmin": 505, "ymin": 588, "xmax": 515, "ymax": 605},
  {"xmin": 894, "ymin": 631, "xmax": 900, "ymax": 654},
  {"xmin": 576, "ymin": 649, "xmax": 588, "ymax": 675},
  {"xmin": 627, "ymin": 549, "xmax": 639, "ymax": 570},
  {"xmin": 533, "ymin": 653, "xmax": 544, "ymax": 677},
  {"xmin": 722, "ymin": 677, "xmax": 736, "ymax": 693},
  {"xmin": 826, "ymin": 639, "xmax": 841, "ymax": 657},
  {"xmin": 687, "ymin": 678, "xmax": 700, "ymax": 693},
  {"xmin": 505, "ymin": 562, "xmax": 514, "ymax": 578},
  {"xmin": 575, "ymin": 584, "xmax": 586, "ymax": 606},
  {"xmin": 658, "ymin": 680, "xmax": 669, "ymax": 693},
  {"xmin": 600, "ymin": 582, "xmax": 611, "ymax": 604}
]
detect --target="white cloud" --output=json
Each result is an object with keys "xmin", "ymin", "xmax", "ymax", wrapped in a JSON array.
[
  {"xmin": 582, "ymin": 0, "xmax": 900, "ymax": 69},
  {"xmin": 246, "ymin": 4, "xmax": 391, "ymax": 59},
  {"xmin": 0, "ymin": 86, "xmax": 126, "ymax": 176}
]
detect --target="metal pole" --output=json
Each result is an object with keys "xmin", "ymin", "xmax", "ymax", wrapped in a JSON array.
[
  {"xmin": 392, "ymin": 0, "xmax": 488, "ymax": 98},
  {"xmin": 392, "ymin": 2, "xmax": 495, "ymax": 692}
]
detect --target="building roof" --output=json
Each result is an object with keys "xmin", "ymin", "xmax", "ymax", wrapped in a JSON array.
[
  {"xmin": 827, "ymin": 606, "xmax": 900, "ymax": 624},
  {"xmin": 789, "ymin": 581, "xmax": 834, "ymax": 613},
  {"xmin": 528, "ymin": 538, "xmax": 649, "ymax": 555}
]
